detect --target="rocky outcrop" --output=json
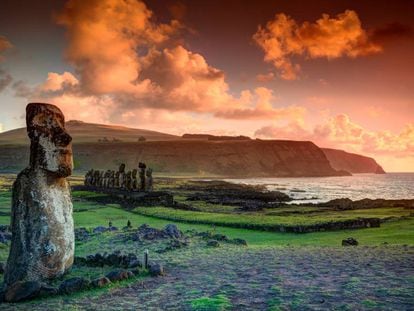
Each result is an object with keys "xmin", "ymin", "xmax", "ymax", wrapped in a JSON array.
[
  {"xmin": 322, "ymin": 148, "xmax": 385, "ymax": 174},
  {"xmin": 4, "ymin": 103, "xmax": 75, "ymax": 286}
]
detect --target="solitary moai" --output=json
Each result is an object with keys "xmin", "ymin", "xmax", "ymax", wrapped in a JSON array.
[
  {"xmin": 145, "ymin": 167, "xmax": 153, "ymax": 191},
  {"xmin": 5, "ymin": 103, "xmax": 75, "ymax": 286},
  {"xmin": 138, "ymin": 162, "xmax": 146, "ymax": 191}
]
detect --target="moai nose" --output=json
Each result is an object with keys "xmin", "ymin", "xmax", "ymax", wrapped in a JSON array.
[{"xmin": 56, "ymin": 131, "xmax": 72, "ymax": 146}]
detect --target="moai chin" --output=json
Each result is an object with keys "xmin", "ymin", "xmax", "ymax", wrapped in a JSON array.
[{"xmin": 5, "ymin": 103, "xmax": 75, "ymax": 286}]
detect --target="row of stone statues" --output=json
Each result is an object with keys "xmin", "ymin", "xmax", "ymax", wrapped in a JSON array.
[{"xmin": 84, "ymin": 162, "xmax": 153, "ymax": 191}]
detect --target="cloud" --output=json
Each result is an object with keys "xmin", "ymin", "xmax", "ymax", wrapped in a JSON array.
[
  {"xmin": 371, "ymin": 22, "xmax": 414, "ymax": 43},
  {"xmin": 253, "ymin": 10, "xmax": 382, "ymax": 80},
  {"xmin": 256, "ymin": 72, "xmax": 275, "ymax": 82},
  {"xmin": 21, "ymin": 0, "xmax": 304, "ymax": 124},
  {"xmin": 255, "ymin": 114, "xmax": 414, "ymax": 157},
  {"xmin": 0, "ymin": 69, "xmax": 12, "ymax": 93},
  {"xmin": 0, "ymin": 35, "xmax": 13, "ymax": 62}
]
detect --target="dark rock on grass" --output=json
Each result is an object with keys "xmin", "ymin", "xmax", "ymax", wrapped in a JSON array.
[
  {"xmin": 108, "ymin": 226, "xmax": 119, "ymax": 231},
  {"xmin": 38, "ymin": 285, "xmax": 58, "ymax": 297},
  {"xmin": 0, "ymin": 231, "xmax": 12, "ymax": 244},
  {"xmin": 74, "ymin": 227, "xmax": 90, "ymax": 241},
  {"xmin": 231, "ymin": 238, "xmax": 248, "ymax": 246},
  {"xmin": 0, "ymin": 262, "xmax": 5, "ymax": 274},
  {"xmin": 59, "ymin": 277, "xmax": 90, "ymax": 295},
  {"xmin": 148, "ymin": 263, "xmax": 164, "ymax": 276},
  {"xmin": 163, "ymin": 224, "xmax": 182, "ymax": 239},
  {"xmin": 211, "ymin": 234, "xmax": 228, "ymax": 241},
  {"xmin": 127, "ymin": 259, "xmax": 141, "ymax": 269},
  {"xmin": 91, "ymin": 277, "xmax": 111, "ymax": 288},
  {"xmin": 0, "ymin": 224, "xmax": 10, "ymax": 232},
  {"xmin": 106, "ymin": 269, "xmax": 130, "ymax": 282},
  {"xmin": 5, "ymin": 281, "xmax": 42, "ymax": 302},
  {"xmin": 342, "ymin": 237, "xmax": 359, "ymax": 246},
  {"xmin": 207, "ymin": 240, "xmax": 220, "ymax": 247},
  {"xmin": 93, "ymin": 226, "xmax": 109, "ymax": 234}
]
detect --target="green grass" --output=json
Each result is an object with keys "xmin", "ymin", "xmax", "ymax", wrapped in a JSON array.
[
  {"xmin": 189, "ymin": 294, "xmax": 232, "ymax": 311},
  {"xmin": 132, "ymin": 206, "xmax": 411, "ymax": 230}
]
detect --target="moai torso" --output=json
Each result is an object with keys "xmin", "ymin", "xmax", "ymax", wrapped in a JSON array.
[
  {"xmin": 118, "ymin": 164, "xmax": 126, "ymax": 189},
  {"xmin": 138, "ymin": 162, "xmax": 146, "ymax": 191},
  {"xmin": 132, "ymin": 169, "xmax": 138, "ymax": 190},
  {"xmin": 145, "ymin": 168, "xmax": 153, "ymax": 191},
  {"xmin": 126, "ymin": 171, "xmax": 132, "ymax": 190},
  {"xmin": 5, "ymin": 103, "xmax": 75, "ymax": 286},
  {"xmin": 115, "ymin": 171, "xmax": 120, "ymax": 188}
]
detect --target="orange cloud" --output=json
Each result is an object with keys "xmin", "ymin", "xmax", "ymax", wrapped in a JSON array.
[
  {"xmin": 253, "ymin": 10, "xmax": 382, "ymax": 80},
  {"xmin": 255, "ymin": 114, "xmax": 414, "ymax": 158},
  {"xmin": 24, "ymin": 0, "xmax": 304, "ymax": 123},
  {"xmin": 256, "ymin": 72, "xmax": 275, "ymax": 82},
  {"xmin": 0, "ymin": 35, "xmax": 13, "ymax": 62}
]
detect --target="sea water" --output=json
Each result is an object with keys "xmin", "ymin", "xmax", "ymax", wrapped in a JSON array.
[{"xmin": 225, "ymin": 173, "xmax": 414, "ymax": 204}]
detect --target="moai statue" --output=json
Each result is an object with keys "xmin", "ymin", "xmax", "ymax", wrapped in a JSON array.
[
  {"xmin": 5, "ymin": 103, "xmax": 75, "ymax": 287},
  {"xmin": 109, "ymin": 170, "xmax": 115, "ymax": 188},
  {"xmin": 131, "ymin": 169, "xmax": 138, "ymax": 190},
  {"xmin": 100, "ymin": 171, "xmax": 104, "ymax": 186},
  {"xmin": 84, "ymin": 170, "xmax": 91, "ymax": 186},
  {"xmin": 104, "ymin": 170, "xmax": 111, "ymax": 188},
  {"xmin": 125, "ymin": 171, "xmax": 132, "ymax": 191},
  {"xmin": 118, "ymin": 163, "xmax": 126, "ymax": 189},
  {"xmin": 145, "ymin": 167, "xmax": 153, "ymax": 191},
  {"xmin": 87, "ymin": 169, "xmax": 94, "ymax": 186},
  {"xmin": 115, "ymin": 171, "xmax": 120, "ymax": 188},
  {"xmin": 138, "ymin": 162, "xmax": 146, "ymax": 191},
  {"xmin": 93, "ymin": 170, "xmax": 100, "ymax": 186}
]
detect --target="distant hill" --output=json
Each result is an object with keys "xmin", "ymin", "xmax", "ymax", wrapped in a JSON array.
[
  {"xmin": 322, "ymin": 148, "xmax": 385, "ymax": 174},
  {"xmin": 0, "ymin": 121, "xmax": 384, "ymax": 176},
  {"xmin": 0, "ymin": 120, "xmax": 179, "ymax": 145}
]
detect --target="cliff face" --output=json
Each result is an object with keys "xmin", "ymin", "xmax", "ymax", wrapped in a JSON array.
[
  {"xmin": 322, "ymin": 148, "xmax": 385, "ymax": 174},
  {"xmin": 0, "ymin": 140, "xmax": 347, "ymax": 177}
]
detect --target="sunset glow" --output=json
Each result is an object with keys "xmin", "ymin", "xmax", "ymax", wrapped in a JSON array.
[{"xmin": 0, "ymin": 0, "xmax": 413, "ymax": 171}]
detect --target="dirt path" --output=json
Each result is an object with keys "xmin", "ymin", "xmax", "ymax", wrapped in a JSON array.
[{"xmin": 67, "ymin": 246, "xmax": 414, "ymax": 310}]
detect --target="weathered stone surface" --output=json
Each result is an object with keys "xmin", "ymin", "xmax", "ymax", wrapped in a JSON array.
[
  {"xmin": 106, "ymin": 269, "xmax": 130, "ymax": 282},
  {"xmin": 0, "ymin": 262, "xmax": 5, "ymax": 274},
  {"xmin": 59, "ymin": 277, "xmax": 90, "ymax": 294},
  {"xmin": 342, "ymin": 237, "xmax": 359, "ymax": 246},
  {"xmin": 163, "ymin": 224, "xmax": 182, "ymax": 239},
  {"xmin": 148, "ymin": 263, "xmax": 164, "ymax": 276},
  {"xmin": 91, "ymin": 276, "xmax": 111, "ymax": 288},
  {"xmin": 4, "ymin": 281, "xmax": 42, "ymax": 302},
  {"xmin": 5, "ymin": 103, "xmax": 74, "ymax": 286}
]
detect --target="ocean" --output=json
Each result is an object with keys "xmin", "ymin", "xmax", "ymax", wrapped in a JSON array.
[{"xmin": 225, "ymin": 173, "xmax": 414, "ymax": 204}]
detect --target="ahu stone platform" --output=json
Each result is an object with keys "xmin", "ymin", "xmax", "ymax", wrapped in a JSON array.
[{"xmin": 72, "ymin": 185, "xmax": 174, "ymax": 207}]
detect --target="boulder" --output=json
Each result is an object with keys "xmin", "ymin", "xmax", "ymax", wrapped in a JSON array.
[
  {"xmin": 38, "ymin": 285, "xmax": 58, "ymax": 297},
  {"xmin": 342, "ymin": 237, "xmax": 359, "ymax": 246},
  {"xmin": 106, "ymin": 269, "xmax": 130, "ymax": 282},
  {"xmin": 59, "ymin": 277, "xmax": 90, "ymax": 294},
  {"xmin": 5, "ymin": 103, "xmax": 74, "ymax": 286},
  {"xmin": 0, "ymin": 262, "xmax": 5, "ymax": 274},
  {"xmin": 0, "ymin": 231, "xmax": 11, "ymax": 244},
  {"xmin": 93, "ymin": 226, "xmax": 108, "ymax": 234},
  {"xmin": 5, "ymin": 281, "xmax": 42, "ymax": 302},
  {"xmin": 74, "ymin": 227, "xmax": 90, "ymax": 241},
  {"xmin": 91, "ymin": 277, "xmax": 111, "ymax": 288},
  {"xmin": 163, "ymin": 224, "xmax": 182, "ymax": 239},
  {"xmin": 148, "ymin": 263, "xmax": 164, "ymax": 276}
]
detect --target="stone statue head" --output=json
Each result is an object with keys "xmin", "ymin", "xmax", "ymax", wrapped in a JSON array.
[
  {"xmin": 119, "ymin": 163, "xmax": 126, "ymax": 173},
  {"xmin": 26, "ymin": 103, "xmax": 73, "ymax": 177},
  {"xmin": 132, "ymin": 169, "xmax": 137, "ymax": 178},
  {"xmin": 146, "ymin": 167, "xmax": 153, "ymax": 177}
]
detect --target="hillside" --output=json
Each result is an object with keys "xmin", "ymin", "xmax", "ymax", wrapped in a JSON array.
[
  {"xmin": 0, "ymin": 121, "xmax": 384, "ymax": 177},
  {"xmin": 0, "ymin": 120, "xmax": 179, "ymax": 145},
  {"xmin": 322, "ymin": 148, "xmax": 385, "ymax": 174}
]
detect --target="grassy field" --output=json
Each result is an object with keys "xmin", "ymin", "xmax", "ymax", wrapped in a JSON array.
[{"xmin": 0, "ymin": 175, "xmax": 413, "ymax": 310}]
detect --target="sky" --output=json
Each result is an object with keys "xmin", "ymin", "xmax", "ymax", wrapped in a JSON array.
[{"xmin": 0, "ymin": 0, "xmax": 413, "ymax": 171}]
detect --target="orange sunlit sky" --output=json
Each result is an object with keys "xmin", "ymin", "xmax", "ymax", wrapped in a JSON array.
[{"xmin": 0, "ymin": 0, "xmax": 413, "ymax": 171}]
